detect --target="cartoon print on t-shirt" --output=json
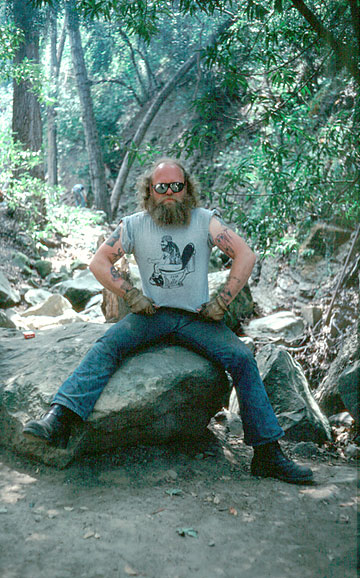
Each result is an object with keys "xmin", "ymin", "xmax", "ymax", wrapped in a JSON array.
[{"xmin": 148, "ymin": 235, "xmax": 195, "ymax": 288}]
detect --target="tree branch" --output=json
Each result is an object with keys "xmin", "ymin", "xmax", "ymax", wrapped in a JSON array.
[{"xmin": 291, "ymin": 0, "xmax": 360, "ymax": 84}]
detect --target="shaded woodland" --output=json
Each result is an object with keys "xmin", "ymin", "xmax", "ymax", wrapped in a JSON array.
[{"xmin": 0, "ymin": 0, "xmax": 358, "ymax": 251}]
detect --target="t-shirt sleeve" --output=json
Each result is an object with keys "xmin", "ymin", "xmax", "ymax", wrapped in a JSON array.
[
  {"xmin": 207, "ymin": 208, "xmax": 223, "ymax": 248},
  {"xmin": 120, "ymin": 215, "xmax": 134, "ymax": 254}
]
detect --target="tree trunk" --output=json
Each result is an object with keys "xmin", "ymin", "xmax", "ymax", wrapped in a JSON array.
[
  {"xmin": 47, "ymin": 8, "xmax": 59, "ymax": 186},
  {"xmin": 12, "ymin": 0, "xmax": 43, "ymax": 181},
  {"xmin": 65, "ymin": 0, "xmax": 110, "ymax": 216},
  {"xmin": 110, "ymin": 19, "xmax": 233, "ymax": 218},
  {"xmin": 110, "ymin": 53, "xmax": 197, "ymax": 217}
]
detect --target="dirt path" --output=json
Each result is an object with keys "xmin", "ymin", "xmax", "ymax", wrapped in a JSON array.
[{"xmin": 0, "ymin": 434, "xmax": 357, "ymax": 578}]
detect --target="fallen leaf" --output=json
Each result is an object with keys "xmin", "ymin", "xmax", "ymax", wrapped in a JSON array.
[
  {"xmin": 83, "ymin": 531, "xmax": 95, "ymax": 539},
  {"xmin": 229, "ymin": 507, "xmax": 238, "ymax": 516},
  {"xmin": 213, "ymin": 496, "xmax": 220, "ymax": 505},
  {"xmin": 64, "ymin": 507, "xmax": 74, "ymax": 512}
]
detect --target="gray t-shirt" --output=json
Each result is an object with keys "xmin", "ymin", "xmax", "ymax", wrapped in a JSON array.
[{"xmin": 121, "ymin": 208, "xmax": 216, "ymax": 312}]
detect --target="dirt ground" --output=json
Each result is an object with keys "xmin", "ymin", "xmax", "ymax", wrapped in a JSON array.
[
  {"xmin": 0, "ymin": 427, "xmax": 358, "ymax": 578},
  {"xmin": 0, "ymin": 206, "xmax": 358, "ymax": 577}
]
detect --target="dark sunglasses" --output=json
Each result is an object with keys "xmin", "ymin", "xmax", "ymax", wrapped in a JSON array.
[{"xmin": 152, "ymin": 182, "xmax": 185, "ymax": 194}]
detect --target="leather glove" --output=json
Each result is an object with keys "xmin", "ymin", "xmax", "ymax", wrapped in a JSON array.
[
  {"xmin": 198, "ymin": 294, "xmax": 228, "ymax": 321},
  {"xmin": 123, "ymin": 287, "xmax": 156, "ymax": 315}
]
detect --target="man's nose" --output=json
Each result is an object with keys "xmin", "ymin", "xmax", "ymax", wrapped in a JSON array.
[{"xmin": 165, "ymin": 186, "xmax": 173, "ymax": 195}]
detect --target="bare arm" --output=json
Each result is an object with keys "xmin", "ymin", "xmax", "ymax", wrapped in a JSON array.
[
  {"xmin": 209, "ymin": 216, "xmax": 257, "ymax": 306},
  {"xmin": 89, "ymin": 222, "xmax": 133, "ymax": 297}
]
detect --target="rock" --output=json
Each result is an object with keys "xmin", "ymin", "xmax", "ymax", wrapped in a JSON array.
[
  {"xmin": 70, "ymin": 259, "xmax": 88, "ymax": 272},
  {"xmin": 208, "ymin": 270, "xmax": 254, "ymax": 328},
  {"xmin": 245, "ymin": 311, "xmax": 304, "ymax": 341},
  {"xmin": 24, "ymin": 288, "xmax": 53, "ymax": 306},
  {"xmin": 22, "ymin": 294, "xmax": 72, "ymax": 318},
  {"xmin": 301, "ymin": 305, "xmax": 322, "ymax": 326},
  {"xmin": 329, "ymin": 412, "xmax": 354, "ymax": 427},
  {"xmin": 343, "ymin": 444, "xmax": 360, "ymax": 459},
  {"xmin": 256, "ymin": 344, "xmax": 331, "ymax": 443},
  {"xmin": 0, "ymin": 310, "xmax": 16, "ymax": 328},
  {"xmin": 338, "ymin": 361, "xmax": 360, "ymax": 427},
  {"xmin": 33, "ymin": 260, "xmax": 52, "ymax": 278},
  {"xmin": 19, "ymin": 309, "xmax": 83, "ymax": 330},
  {"xmin": 11, "ymin": 251, "xmax": 32, "ymax": 270},
  {"xmin": 0, "ymin": 271, "xmax": 21, "ymax": 308},
  {"xmin": 46, "ymin": 270, "xmax": 70, "ymax": 286},
  {"xmin": 299, "ymin": 223, "xmax": 352, "ymax": 257},
  {"xmin": 0, "ymin": 323, "xmax": 230, "ymax": 467},
  {"xmin": 52, "ymin": 269, "xmax": 103, "ymax": 311},
  {"xmin": 292, "ymin": 441, "xmax": 319, "ymax": 458},
  {"xmin": 315, "ymin": 333, "xmax": 357, "ymax": 417}
]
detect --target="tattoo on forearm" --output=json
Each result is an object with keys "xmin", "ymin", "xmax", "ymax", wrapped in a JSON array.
[
  {"xmin": 221, "ymin": 275, "xmax": 243, "ymax": 304},
  {"xmin": 110, "ymin": 266, "xmax": 122, "ymax": 281},
  {"xmin": 110, "ymin": 266, "xmax": 132, "ymax": 293},
  {"xmin": 215, "ymin": 228, "xmax": 236, "ymax": 259},
  {"xmin": 110, "ymin": 248, "xmax": 125, "ymax": 264},
  {"xmin": 106, "ymin": 227, "xmax": 121, "ymax": 247}
]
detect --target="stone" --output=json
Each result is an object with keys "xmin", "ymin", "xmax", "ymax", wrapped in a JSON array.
[
  {"xmin": 208, "ymin": 270, "xmax": 254, "ymax": 331},
  {"xmin": 24, "ymin": 288, "xmax": 53, "ymax": 306},
  {"xmin": 22, "ymin": 294, "xmax": 72, "ymax": 318},
  {"xmin": 338, "ymin": 361, "xmax": 360, "ymax": 427},
  {"xmin": 18, "ymin": 309, "xmax": 83, "ymax": 331},
  {"xmin": 245, "ymin": 311, "xmax": 304, "ymax": 341},
  {"xmin": 46, "ymin": 271, "xmax": 70, "ymax": 286},
  {"xmin": 315, "ymin": 332, "xmax": 357, "ymax": 417},
  {"xmin": 301, "ymin": 305, "xmax": 322, "ymax": 326},
  {"xmin": 52, "ymin": 269, "xmax": 103, "ymax": 311},
  {"xmin": 33, "ymin": 260, "xmax": 52, "ymax": 278},
  {"xmin": 0, "ymin": 271, "xmax": 21, "ymax": 308},
  {"xmin": 0, "ymin": 323, "xmax": 230, "ymax": 467},
  {"xmin": 256, "ymin": 344, "xmax": 331, "ymax": 443},
  {"xmin": 70, "ymin": 259, "xmax": 88, "ymax": 272},
  {"xmin": 0, "ymin": 310, "xmax": 16, "ymax": 328},
  {"xmin": 11, "ymin": 251, "xmax": 32, "ymax": 270}
]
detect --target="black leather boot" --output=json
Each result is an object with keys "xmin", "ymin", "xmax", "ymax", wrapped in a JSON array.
[
  {"xmin": 251, "ymin": 441, "xmax": 313, "ymax": 484},
  {"xmin": 23, "ymin": 404, "xmax": 79, "ymax": 448}
]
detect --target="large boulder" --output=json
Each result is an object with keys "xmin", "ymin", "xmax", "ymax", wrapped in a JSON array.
[
  {"xmin": 0, "ymin": 271, "xmax": 21, "ymax": 308},
  {"xmin": 245, "ymin": 311, "xmax": 305, "ymax": 342},
  {"xmin": 256, "ymin": 344, "xmax": 331, "ymax": 443},
  {"xmin": 52, "ymin": 269, "xmax": 103, "ymax": 311},
  {"xmin": 0, "ymin": 324, "xmax": 230, "ymax": 468},
  {"xmin": 315, "ymin": 332, "xmax": 358, "ymax": 416},
  {"xmin": 338, "ymin": 360, "xmax": 359, "ymax": 427},
  {"xmin": 208, "ymin": 270, "xmax": 254, "ymax": 331}
]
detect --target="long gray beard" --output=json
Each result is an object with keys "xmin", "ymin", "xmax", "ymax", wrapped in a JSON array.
[{"xmin": 147, "ymin": 197, "xmax": 192, "ymax": 227}]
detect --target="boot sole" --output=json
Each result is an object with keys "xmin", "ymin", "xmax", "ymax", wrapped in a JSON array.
[
  {"xmin": 251, "ymin": 469, "xmax": 314, "ymax": 484},
  {"xmin": 23, "ymin": 430, "xmax": 51, "ymax": 444}
]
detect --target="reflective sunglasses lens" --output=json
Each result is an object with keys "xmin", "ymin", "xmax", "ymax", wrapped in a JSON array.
[
  {"xmin": 170, "ymin": 182, "xmax": 184, "ymax": 193},
  {"xmin": 154, "ymin": 183, "xmax": 168, "ymax": 194}
]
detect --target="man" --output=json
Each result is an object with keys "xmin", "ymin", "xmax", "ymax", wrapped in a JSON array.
[
  {"xmin": 24, "ymin": 158, "xmax": 313, "ymax": 484},
  {"xmin": 72, "ymin": 183, "xmax": 87, "ymax": 208}
]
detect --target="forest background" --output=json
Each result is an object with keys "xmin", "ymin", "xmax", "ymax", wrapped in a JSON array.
[{"xmin": 1, "ymin": 0, "xmax": 359, "ymax": 257}]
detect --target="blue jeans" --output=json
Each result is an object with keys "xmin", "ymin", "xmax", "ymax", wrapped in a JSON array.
[{"xmin": 53, "ymin": 308, "xmax": 284, "ymax": 447}]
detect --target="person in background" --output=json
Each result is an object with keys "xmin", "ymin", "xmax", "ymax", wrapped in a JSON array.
[
  {"xmin": 72, "ymin": 183, "xmax": 87, "ymax": 207},
  {"xmin": 24, "ymin": 157, "xmax": 313, "ymax": 485}
]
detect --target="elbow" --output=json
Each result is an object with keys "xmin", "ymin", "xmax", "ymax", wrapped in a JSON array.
[
  {"xmin": 89, "ymin": 254, "xmax": 101, "ymax": 278},
  {"xmin": 249, "ymin": 248, "xmax": 257, "ymax": 270}
]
